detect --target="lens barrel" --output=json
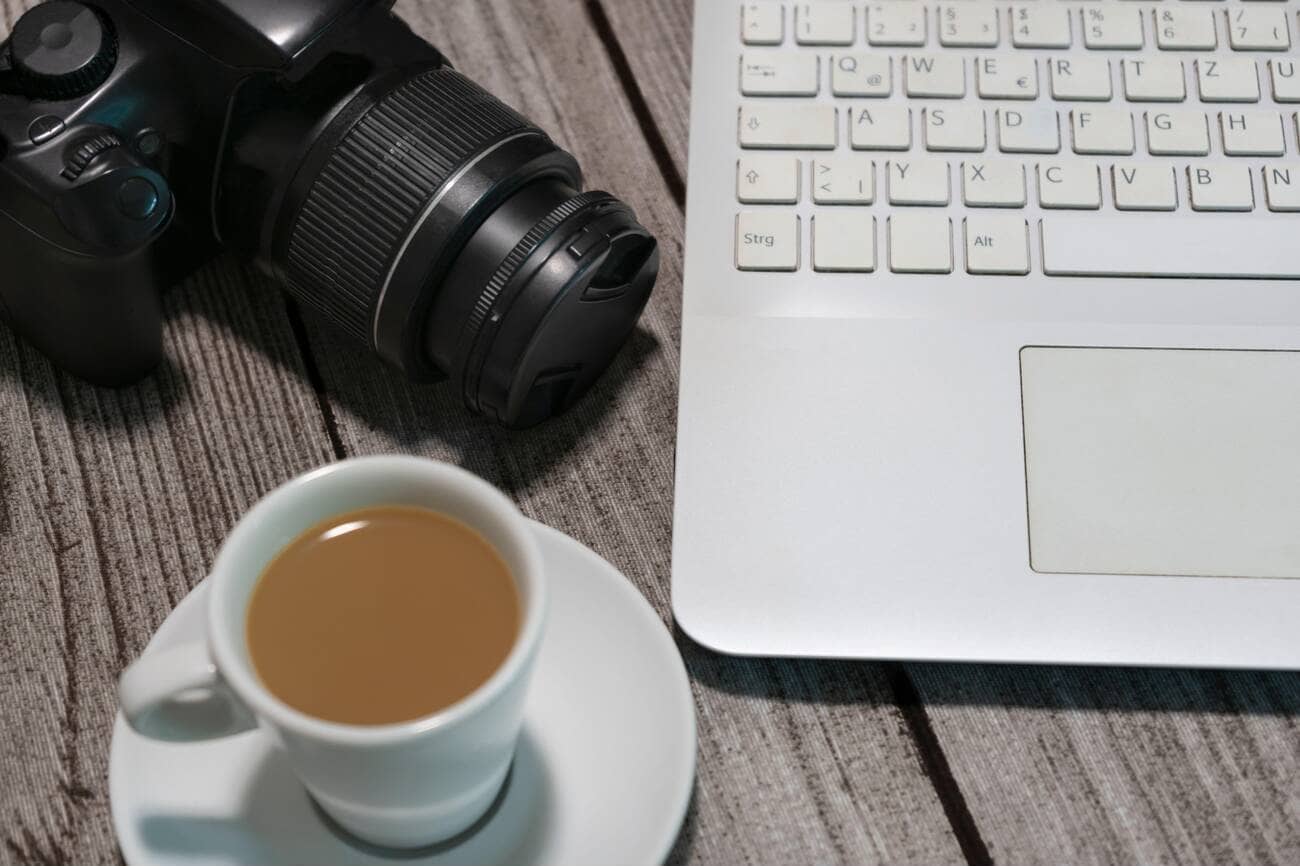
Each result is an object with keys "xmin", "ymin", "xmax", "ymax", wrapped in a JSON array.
[{"xmin": 265, "ymin": 66, "xmax": 658, "ymax": 427}]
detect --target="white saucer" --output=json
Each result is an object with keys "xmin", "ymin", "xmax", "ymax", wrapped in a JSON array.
[{"xmin": 110, "ymin": 521, "xmax": 696, "ymax": 866}]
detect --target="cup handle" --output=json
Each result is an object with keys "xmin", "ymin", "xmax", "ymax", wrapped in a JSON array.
[{"xmin": 119, "ymin": 642, "xmax": 256, "ymax": 739}]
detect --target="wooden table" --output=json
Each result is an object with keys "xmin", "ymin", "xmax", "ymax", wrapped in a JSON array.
[{"xmin": 2, "ymin": 1, "xmax": 1298, "ymax": 863}]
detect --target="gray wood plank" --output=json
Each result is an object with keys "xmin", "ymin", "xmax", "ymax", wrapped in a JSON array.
[{"xmin": 590, "ymin": 1, "xmax": 1300, "ymax": 863}]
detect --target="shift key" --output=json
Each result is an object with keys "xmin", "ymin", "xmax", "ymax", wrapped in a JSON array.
[{"xmin": 740, "ymin": 103, "xmax": 837, "ymax": 149}]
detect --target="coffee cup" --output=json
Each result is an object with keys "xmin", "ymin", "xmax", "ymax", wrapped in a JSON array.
[{"xmin": 118, "ymin": 456, "xmax": 547, "ymax": 848}]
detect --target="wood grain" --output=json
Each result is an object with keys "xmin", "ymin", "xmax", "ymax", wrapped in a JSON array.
[{"xmin": 591, "ymin": 1, "xmax": 1300, "ymax": 863}]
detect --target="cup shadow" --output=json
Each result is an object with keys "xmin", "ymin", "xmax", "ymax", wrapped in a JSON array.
[{"xmin": 137, "ymin": 727, "xmax": 554, "ymax": 865}]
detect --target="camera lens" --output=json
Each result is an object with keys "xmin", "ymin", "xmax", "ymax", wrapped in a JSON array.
[{"xmin": 237, "ymin": 65, "xmax": 658, "ymax": 428}]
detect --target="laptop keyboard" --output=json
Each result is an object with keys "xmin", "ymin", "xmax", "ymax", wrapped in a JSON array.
[{"xmin": 733, "ymin": 1, "xmax": 1300, "ymax": 278}]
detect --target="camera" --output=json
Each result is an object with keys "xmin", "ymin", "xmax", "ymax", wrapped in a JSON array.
[{"xmin": 0, "ymin": 0, "xmax": 659, "ymax": 427}]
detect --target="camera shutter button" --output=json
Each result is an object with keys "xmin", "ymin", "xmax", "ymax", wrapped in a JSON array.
[{"xmin": 116, "ymin": 177, "xmax": 160, "ymax": 220}]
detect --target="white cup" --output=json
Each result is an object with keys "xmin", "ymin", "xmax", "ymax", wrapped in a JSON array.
[{"xmin": 118, "ymin": 455, "xmax": 547, "ymax": 849}]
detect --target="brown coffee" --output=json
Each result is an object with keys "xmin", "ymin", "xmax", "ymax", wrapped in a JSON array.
[{"xmin": 246, "ymin": 505, "xmax": 520, "ymax": 726}]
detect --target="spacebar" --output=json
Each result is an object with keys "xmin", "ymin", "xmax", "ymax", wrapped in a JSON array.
[{"xmin": 1041, "ymin": 216, "xmax": 1300, "ymax": 279}]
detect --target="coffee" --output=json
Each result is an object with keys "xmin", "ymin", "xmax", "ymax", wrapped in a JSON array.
[{"xmin": 246, "ymin": 505, "xmax": 519, "ymax": 726}]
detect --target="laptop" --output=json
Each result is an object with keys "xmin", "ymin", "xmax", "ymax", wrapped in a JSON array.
[{"xmin": 671, "ymin": 0, "xmax": 1300, "ymax": 668}]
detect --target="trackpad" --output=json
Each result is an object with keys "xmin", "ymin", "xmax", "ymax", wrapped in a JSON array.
[{"xmin": 1021, "ymin": 347, "xmax": 1300, "ymax": 579}]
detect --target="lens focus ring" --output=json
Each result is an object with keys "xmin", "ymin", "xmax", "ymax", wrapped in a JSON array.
[{"xmin": 281, "ymin": 67, "xmax": 538, "ymax": 347}]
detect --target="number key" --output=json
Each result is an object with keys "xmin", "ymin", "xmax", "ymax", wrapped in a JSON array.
[{"xmin": 867, "ymin": 3, "xmax": 926, "ymax": 47}]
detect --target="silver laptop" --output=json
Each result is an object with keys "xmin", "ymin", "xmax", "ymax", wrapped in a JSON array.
[{"xmin": 671, "ymin": 0, "xmax": 1300, "ymax": 668}]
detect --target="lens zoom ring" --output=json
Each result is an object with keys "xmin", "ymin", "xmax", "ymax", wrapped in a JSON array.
[{"xmin": 283, "ymin": 68, "xmax": 536, "ymax": 344}]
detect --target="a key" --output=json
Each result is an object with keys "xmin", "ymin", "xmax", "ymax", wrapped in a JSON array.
[
  {"xmin": 1146, "ymin": 110, "xmax": 1210, "ymax": 156},
  {"xmin": 1196, "ymin": 57, "xmax": 1260, "ymax": 102},
  {"xmin": 740, "ymin": 103, "xmax": 837, "ymax": 149},
  {"xmin": 795, "ymin": 2, "xmax": 855, "ymax": 45},
  {"xmin": 811, "ymin": 157, "xmax": 875, "ymax": 203},
  {"xmin": 1226, "ymin": 7, "xmax": 1290, "ymax": 51},
  {"xmin": 1263, "ymin": 165, "xmax": 1300, "ymax": 212},
  {"xmin": 1010, "ymin": 5, "xmax": 1071, "ymax": 49},
  {"xmin": 1188, "ymin": 164, "xmax": 1255, "ymax": 211},
  {"xmin": 1082, "ymin": 6, "xmax": 1145, "ymax": 50},
  {"xmin": 889, "ymin": 213, "xmax": 953, "ymax": 273},
  {"xmin": 831, "ymin": 54, "xmax": 892, "ymax": 97},
  {"xmin": 867, "ymin": 3, "xmax": 927, "ymax": 46},
  {"xmin": 1219, "ymin": 110, "xmax": 1285, "ymax": 156},
  {"xmin": 850, "ymin": 106, "xmax": 912, "ymax": 150},
  {"xmin": 740, "ymin": 53, "xmax": 820, "ymax": 96},
  {"xmin": 1122, "ymin": 58, "xmax": 1186, "ymax": 102},
  {"xmin": 997, "ymin": 108, "xmax": 1061, "ymax": 153},
  {"xmin": 961, "ymin": 160, "xmax": 1027, "ymax": 207},
  {"xmin": 939, "ymin": 4, "xmax": 998, "ymax": 48},
  {"xmin": 737, "ymin": 155, "xmax": 801, "ymax": 203},
  {"xmin": 905, "ymin": 54, "xmax": 966, "ymax": 98},
  {"xmin": 736, "ymin": 211, "xmax": 800, "ymax": 270},
  {"xmin": 964, "ymin": 215, "xmax": 1030, "ymax": 275},
  {"xmin": 977, "ymin": 56, "xmax": 1039, "ymax": 100},
  {"xmin": 1038, "ymin": 162, "xmax": 1102, "ymax": 209},
  {"xmin": 1269, "ymin": 59, "xmax": 1300, "ymax": 102},
  {"xmin": 1154, "ymin": 7, "xmax": 1217, "ymax": 51},
  {"xmin": 1071, "ymin": 109, "xmax": 1135, "ymax": 155},
  {"xmin": 924, "ymin": 107, "xmax": 986, "ymax": 152},
  {"xmin": 1050, "ymin": 57, "xmax": 1113, "ymax": 101},
  {"xmin": 1112, "ymin": 164, "xmax": 1178, "ymax": 210},
  {"xmin": 812, "ymin": 211, "xmax": 876, "ymax": 271},
  {"xmin": 1041, "ymin": 215, "xmax": 1300, "ymax": 278},
  {"xmin": 887, "ymin": 159, "xmax": 950, "ymax": 205},
  {"xmin": 741, "ymin": 3, "xmax": 784, "ymax": 45}
]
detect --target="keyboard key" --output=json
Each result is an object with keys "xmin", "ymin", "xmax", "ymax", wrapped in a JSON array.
[
  {"xmin": 1146, "ymin": 110, "xmax": 1211, "ymax": 156},
  {"xmin": 1082, "ymin": 6, "xmax": 1144, "ymax": 50},
  {"xmin": 1188, "ymin": 164, "xmax": 1255, "ymax": 211},
  {"xmin": 1050, "ymin": 57, "xmax": 1113, "ymax": 101},
  {"xmin": 1010, "ymin": 5, "xmax": 1071, "ymax": 49},
  {"xmin": 813, "ymin": 211, "xmax": 876, "ymax": 271},
  {"xmin": 1226, "ymin": 6, "xmax": 1290, "ymax": 51},
  {"xmin": 740, "ymin": 103, "xmax": 837, "ymax": 149},
  {"xmin": 736, "ymin": 211, "xmax": 800, "ymax": 271},
  {"xmin": 1154, "ymin": 7, "xmax": 1217, "ymax": 51},
  {"xmin": 867, "ymin": 3, "xmax": 927, "ymax": 46},
  {"xmin": 1220, "ymin": 110, "xmax": 1285, "ymax": 156},
  {"xmin": 924, "ymin": 106, "xmax": 986, "ymax": 152},
  {"xmin": 997, "ymin": 108, "xmax": 1061, "ymax": 153},
  {"xmin": 939, "ymin": 4, "xmax": 998, "ymax": 48},
  {"xmin": 905, "ymin": 54, "xmax": 966, "ymax": 98},
  {"xmin": 811, "ymin": 157, "xmax": 875, "ymax": 203},
  {"xmin": 741, "ymin": 3, "xmax": 784, "ymax": 45},
  {"xmin": 1268, "ymin": 59, "xmax": 1300, "ymax": 102},
  {"xmin": 1041, "ymin": 215, "xmax": 1300, "ymax": 278},
  {"xmin": 1196, "ymin": 57, "xmax": 1260, "ymax": 102},
  {"xmin": 1112, "ymin": 164, "xmax": 1178, "ymax": 211},
  {"xmin": 977, "ymin": 56, "xmax": 1038, "ymax": 100},
  {"xmin": 831, "ymin": 53, "xmax": 892, "ymax": 97},
  {"xmin": 889, "ymin": 213, "xmax": 953, "ymax": 273},
  {"xmin": 795, "ymin": 2, "xmax": 854, "ymax": 45},
  {"xmin": 887, "ymin": 159, "xmax": 950, "ymax": 205},
  {"xmin": 1122, "ymin": 58, "xmax": 1186, "ymax": 102},
  {"xmin": 1038, "ymin": 162, "xmax": 1102, "ymax": 209},
  {"xmin": 740, "ymin": 53, "xmax": 819, "ymax": 96},
  {"xmin": 850, "ymin": 106, "xmax": 912, "ymax": 150},
  {"xmin": 1263, "ymin": 165, "xmax": 1300, "ymax": 212},
  {"xmin": 736, "ymin": 155, "xmax": 801, "ymax": 204},
  {"xmin": 962, "ymin": 160, "xmax": 1027, "ymax": 208},
  {"xmin": 1070, "ymin": 109, "xmax": 1135, "ymax": 155},
  {"xmin": 964, "ymin": 215, "xmax": 1029, "ymax": 275}
]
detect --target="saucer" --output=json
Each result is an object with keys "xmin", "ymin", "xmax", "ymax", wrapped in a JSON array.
[{"xmin": 110, "ymin": 521, "xmax": 696, "ymax": 865}]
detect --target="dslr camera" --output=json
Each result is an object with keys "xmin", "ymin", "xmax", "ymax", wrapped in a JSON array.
[{"xmin": 0, "ymin": 0, "xmax": 658, "ymax": 426}]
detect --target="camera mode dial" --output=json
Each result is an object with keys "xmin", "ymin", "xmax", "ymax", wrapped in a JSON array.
[{"xmin": 10, "ymin": 2, "xmax": 117, "ymax": 101}]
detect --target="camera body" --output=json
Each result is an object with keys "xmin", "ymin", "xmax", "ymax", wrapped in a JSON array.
[{"xmin": 0, "ymin": 0, "xmax": 658, "ymax": 425}]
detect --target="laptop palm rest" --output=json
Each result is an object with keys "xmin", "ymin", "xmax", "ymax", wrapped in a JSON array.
[{"xmin": 1021, "ymin": 346, "xmax": 1300, "ymax": 580}]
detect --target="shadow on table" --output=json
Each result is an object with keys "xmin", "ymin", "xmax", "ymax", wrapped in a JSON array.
[{"xmin": 673, "ymin": 625, "xmax": 1300, "ymax": 717}]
